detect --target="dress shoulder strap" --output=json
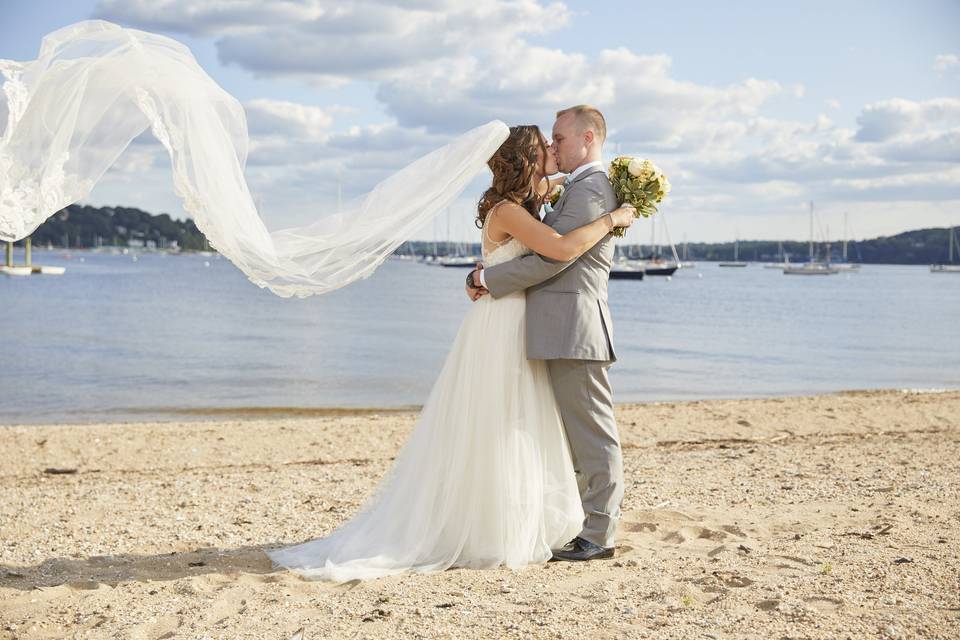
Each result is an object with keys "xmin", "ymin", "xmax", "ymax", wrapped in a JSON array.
[{"xmin": 483, "ymin": 200, "xmax": 513, "ymax": 248}]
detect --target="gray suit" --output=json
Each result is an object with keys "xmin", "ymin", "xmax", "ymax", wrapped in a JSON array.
[{"xmin": 483, "ymin": 166, "xmax": 624, "ymax": 548}]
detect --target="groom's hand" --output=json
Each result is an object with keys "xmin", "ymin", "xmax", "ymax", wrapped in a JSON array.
[
  {"xmin": 465, "ymin": 264, "xmax": 489, "ymax": 301},
  {"xmin": 465, "ymin": 281, "xmax": 488, "ymax": 301},
  {"xmin": 467, "ymin": 285, "xmax": 488, "ymax": 301}
]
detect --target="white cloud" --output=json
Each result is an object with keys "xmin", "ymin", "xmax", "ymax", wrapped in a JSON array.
[
  {"xmin": 95, "ymin": 0, "xmax": 570, "ymax": 80},
  {"xmin": 854, "ymin": 97, "xmax": 960, "ymax": 143},
  {"xmin": 94, "ymin": 0, "xmax": 326, "ymax": 36},
  {"xmin": 933, "ymin": 53, "xmax": 959, "ymax": 74},
  {"xmin": 827, "ymin": 166, "xmax": 960, "ymax": 202},
  {"xmin": 245, "ymin": 99, "xmax": 336, "ymax": 139},
  {"xmin": 375, "ymin": 42, "xmax": 787, "ymax": 158}
]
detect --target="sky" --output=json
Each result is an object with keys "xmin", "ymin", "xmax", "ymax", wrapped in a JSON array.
[{"xmin": 1, "ymin": 0, "xmax": 958, "ymax": 244}]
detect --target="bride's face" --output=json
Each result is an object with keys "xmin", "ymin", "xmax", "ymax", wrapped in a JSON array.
[{"xmin": 538, "ymin": 136, "xmax": 559, "ymax": 176}]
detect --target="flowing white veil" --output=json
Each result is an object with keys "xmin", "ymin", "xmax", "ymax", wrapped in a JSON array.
[{"xmin": 0, "ymin": 21, "xmax": 508, "ymax": 297}]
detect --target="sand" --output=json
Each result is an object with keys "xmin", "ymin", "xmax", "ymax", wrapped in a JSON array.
[{"xmin": 1, "ymin": 389, "xmax": 958, "ymax": 639}]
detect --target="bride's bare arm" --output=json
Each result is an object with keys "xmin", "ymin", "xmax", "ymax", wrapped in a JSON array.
[{"xmin": 491, "ymin": 202, "xmax": 635, "ymax": 262}]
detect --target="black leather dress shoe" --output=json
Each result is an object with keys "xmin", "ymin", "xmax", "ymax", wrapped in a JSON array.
[{"xmin": 550, "ymin": 536, "xmax": 614, "ymax": 562}]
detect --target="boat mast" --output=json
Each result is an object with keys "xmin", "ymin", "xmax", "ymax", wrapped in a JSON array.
[
  {"xmin": 826, "ymin": 224, "xmax": 831, "ymax": 264},
  {"xmin": 809, "ymin": 201, "xmax": 814, "ymax": 262},
  {"xmin": 659, "ymin": 210, "xmax": 682, "ymax": 265},
  {"xmin": 843, "ymin": 212, "xmax": 849, "ymax": 262},
  {"xmin": 650, "ymin": 216, "xmax": 656, "ymax": 259}
]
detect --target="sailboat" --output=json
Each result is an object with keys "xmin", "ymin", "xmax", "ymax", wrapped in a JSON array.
[
  {"xmin": 763, "ymin": 240, "xmax": 791, "ymax": 269},
  {"xmin": 679, "ymin": 234, "xmax": 696, "ymax": 269},
  {"xmin": 718, "ymin": 232, "xmax": 747, "ymax": 267},
  {"xmin": 784, "ymin": 202, "xmax": 838, "ymax": 275},
  {"xmin": 0, "ymin": 264, "xmax": 31, "ymax": 276},
  {"xmin": 610, "ymin": 212, "xmax": 681, "ymax": 278},
  {"xmin": 390, "ymin": 240, "xmax": 419, "ymax": 261},
  {"xmin": 640, "ymin": 213, "xmax": 679, "ymax": 276},
  {"xmin": 610, "ymin": 239, "xmax": 645, "ymax": 279},
  {"xmin": 608, "ymin": 261, "xmax": 646, "ymax": 279},
  {"xmin": 440, "ymin": 245, "xmax": 482, "ymax": 268},
  {"xmin": 832, "ymin": 212, "xmax": 861, "ymax": 271},
  {"xmin": 1, "ymin": 238, "xmax": 66, "ymax": 276},
  {"xmin": 930, "ymin": 226, "xmax": 960, "ymax": 273}
]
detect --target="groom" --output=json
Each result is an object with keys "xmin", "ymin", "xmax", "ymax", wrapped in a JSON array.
[{"xmin": 466, "ymin": 105, "xmax": 623, "ymax": 561}]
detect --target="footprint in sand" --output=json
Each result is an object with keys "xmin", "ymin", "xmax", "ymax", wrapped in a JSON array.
[
  {"xmin": 663, "ymin": 526, "xmax": 730, "ymax": 544},
  {"xmin": 129, "ymin": 614, "xmax": 181, "ymax": 640},
  {"xmin": 618, "ymin": 509, "xmax": 760, "ymax": 563},
  {"xmin": 804, "ymin": 596, "xmax": 842, "ymax": 613}
]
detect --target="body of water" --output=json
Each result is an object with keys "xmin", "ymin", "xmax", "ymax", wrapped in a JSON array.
[{"xmin": 2, "ymin": 249, "xmax": 958, "ymax": 424}]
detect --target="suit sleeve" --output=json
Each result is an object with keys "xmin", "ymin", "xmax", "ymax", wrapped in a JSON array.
[{"xmin": 483, "ymin": 182, "xmax": 610, "ymax": 298}]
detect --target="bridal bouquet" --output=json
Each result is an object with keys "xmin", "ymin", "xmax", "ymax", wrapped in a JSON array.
[{"xmin": 608, "ymin": 157, "xmax": 670, "ymax": 237}]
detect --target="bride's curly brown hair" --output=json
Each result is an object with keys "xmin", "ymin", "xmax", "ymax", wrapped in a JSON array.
[{"xmin": 475, "ymin": 125, "xmax": 548, "ymax": 229}]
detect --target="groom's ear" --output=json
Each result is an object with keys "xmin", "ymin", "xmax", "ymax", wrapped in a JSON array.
[{"xmin": 584, "ymin": 129, "xmax": 595, "ymax": 146}]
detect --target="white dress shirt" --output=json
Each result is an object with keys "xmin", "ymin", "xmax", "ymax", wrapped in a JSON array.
[
  {"xmin": 565, "ymin": 159, "xmax": 603, "ymax": 183},
  {"xmin": 478, "ymin": 160, "xmax": 604, "ymax": 289}
]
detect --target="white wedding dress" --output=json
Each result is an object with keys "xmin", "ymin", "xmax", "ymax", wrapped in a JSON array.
[{"xmin": 266, "ymin": 228, "xmax": 583, "ymax": 581}]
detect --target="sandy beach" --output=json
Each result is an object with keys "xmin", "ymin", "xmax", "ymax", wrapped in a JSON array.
[{"xmin": 1, "ymin": 389, "xmax": 958, "ymax": 639}]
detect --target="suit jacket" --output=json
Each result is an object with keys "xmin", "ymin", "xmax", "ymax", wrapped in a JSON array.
[{"xmin": 483, "ymin": 166, "xmax": 618, "ymax": 362}]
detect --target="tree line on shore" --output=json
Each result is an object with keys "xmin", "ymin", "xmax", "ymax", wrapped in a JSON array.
[{"xmin": 19, "ymin": 204, "xmax": 958, "ymax": 265}]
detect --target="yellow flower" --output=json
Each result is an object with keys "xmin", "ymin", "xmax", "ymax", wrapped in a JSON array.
[
  {"xmin": 549, "ymin": 184, "xmax": 564, "ymax": 206},
  {"xmin": 660, "ymin": 176, "xmax": 671, "ymax": 196}
]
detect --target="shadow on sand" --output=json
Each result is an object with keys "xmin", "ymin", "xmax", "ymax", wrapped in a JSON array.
[{"xmin": 0, "ymin": 544, "xmax": 286, "ymax": 591}]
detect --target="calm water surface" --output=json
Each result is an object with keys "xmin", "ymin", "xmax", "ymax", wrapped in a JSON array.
[{"xmin": 2, "ymin": 249, "xmax": 958, "ymax": 424}]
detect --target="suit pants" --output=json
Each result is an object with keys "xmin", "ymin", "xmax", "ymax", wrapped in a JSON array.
[{"xmin": 546, "ymin": 358, "xmax": 623, "ymax": 548}]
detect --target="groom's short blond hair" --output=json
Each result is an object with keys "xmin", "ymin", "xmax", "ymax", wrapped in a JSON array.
[{"xmin": 556, "ymin": 105, "xmax": 606, "ymax": 144}]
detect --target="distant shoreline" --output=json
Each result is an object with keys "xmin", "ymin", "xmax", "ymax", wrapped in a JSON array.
[
  {"xmin": 10, "ymin": 202, "xmax": 960, "ymax": 264},
  {"xmin": 8, "ymin": 246, "xmax": 956, "ymax": 268}
]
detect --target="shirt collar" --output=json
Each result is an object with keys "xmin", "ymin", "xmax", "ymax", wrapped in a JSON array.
[{"xmin": 567, "ymin": 160, "xmax": 604, "ymax": 183}]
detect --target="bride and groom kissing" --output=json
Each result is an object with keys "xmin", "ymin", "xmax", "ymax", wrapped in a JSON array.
[{"xmin": 267, "ymin": 105, "xmax": 637, "ymax": 581}]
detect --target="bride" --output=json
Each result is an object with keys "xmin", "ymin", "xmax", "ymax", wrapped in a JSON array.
[{"xmin": 266, "ymin": 126, "xmax": 634, "ymax": 581}]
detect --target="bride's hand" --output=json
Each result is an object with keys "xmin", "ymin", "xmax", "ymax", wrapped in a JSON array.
[{"xmin": 610, "ymin": 205, "xmax": 637, "ymax": 228}]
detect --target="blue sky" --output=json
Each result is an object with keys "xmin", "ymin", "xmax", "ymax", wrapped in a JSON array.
[{"xmin": 2, "ymin": 0, "xmax": 958, "ymax": 243}]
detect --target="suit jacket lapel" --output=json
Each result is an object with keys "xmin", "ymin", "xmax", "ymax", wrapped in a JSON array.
[
  {"xmin": 546, "ymin": 166, "xmax": 605, "ymax": 227},
  {"xmin": 571, "ymin": 165, "xmax": 605, "ymax": 185}
]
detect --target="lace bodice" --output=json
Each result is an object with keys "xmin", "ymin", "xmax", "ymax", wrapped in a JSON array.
[
  {"xmin": 483, "ymin": 236, "xmax": 529, "ymax": 267},
  {"xmin": 482, "ymin": 201, "xmax": 531, "ymax": 267}
]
